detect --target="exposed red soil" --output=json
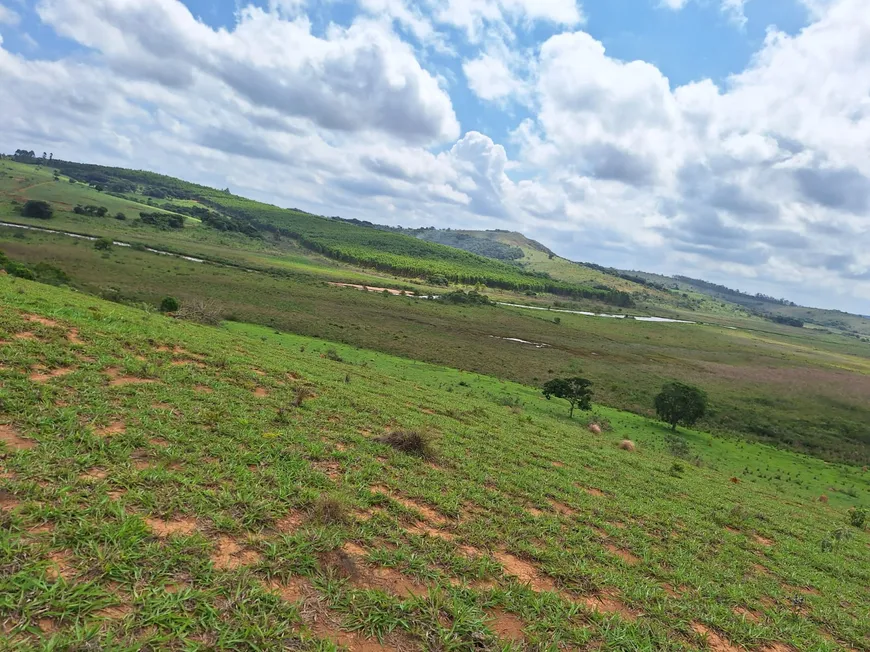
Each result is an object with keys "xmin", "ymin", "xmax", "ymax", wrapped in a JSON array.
[
  {"xmin": 96, "ymin": 420, "xmax": 126, "ymax": 437},
  {"xmin": 146, "ymin": 517, "xmax": 198, "ymax": 537},
  {"xmin": 605, "ymin": 543, "xmax": 640, "ymax": 565},
  {"xmin": 547, "ymin": 498, "xmax": 576, "ymax": 516},
  {"xmin": 582, "ymin": 591, "xmax": 640, "ymax": 620},
  {"xmin": 211, "ymin": 535, "xmax": 261, "ymax": 570},
  {"xmin": 527, "ymin": 506, "xmax": 544, "ymax": 517},
  {"xmin": 551, "ymin": 460, "xmax": 566, "ymax": 468},
  {"xmin": 29, "ymin": 366, "xmax": 75, "ymax": 382},
  {"xmin": 0, "ymin": 424, "xmax": 36, "ymax": 450},
  {"xmin": 0, "ymin": 490, "xmax": 20, "ymax": 511},
  {"xmin": 94, "ymin": 604, "xmax": 132, "ymax": 619},
  {"xmin": 754, "ymin": 534, "xmax": 774, "ymax": 546},
  {"xmin": 493, "ymin": 551, "xmax": 558, "ymax": 592},
  {"xmin": 310, "ymin": 619, "xmax": 400, "ymax": 651},
  {"xmin": 67, "ymin": 328, "xmax": 84, "ymax": 344},
  {"xmin": 24, "ymin": 314, "xmax": 59, "ymax": 327},
  {"xmin": 253, "ymin": 387, "xmax": 269, "ymax": 397},
  {"xmin": 194, "ymin": 385, "xmax": 213, "ymax": 394},
  {"xmin": 328, "ymin": 282, "xmax": 406, "ymax": 296},
  {"xmin": 579, "ymin": 485, "xmax": 606, "ymax": 497},
  {"xmin": 733, "ymin": 606, "xmax": 761, "ymax": 622},
  {"xmin": 14, "ymin": 332, "xmax": 39, "ymax": 341},
  {"xmin": 80, "ymin": 468, "xmax": 108, "ymax": 481},
  {"xmin": 46, "ymin": 551, "xmax": 74, "ymax": 581},
  {"xmin": 487, "ymin": 609, "xmax": 525, "ymax": 642},
  {"xmin": 691, "ymin": 623, "xmax": 741, "ymax": 651},
  {"xmin": 266, "ymin": 576, "xmax": 312, "ymax": 603},
  {"xmin": 104, "ymin": 368, "xmax": 157, "ymax": 386}
]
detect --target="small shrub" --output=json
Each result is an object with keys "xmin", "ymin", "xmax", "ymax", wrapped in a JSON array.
[
  {"xmin": 377, "ymin": 430, "xmax": 435, "ymax": 459},
  {"xmin": 325, "ymin": 348, "xmax": 344, "ymax": 362},
  {"xmin": 309, "ymin": 495, "xmax": 350, "ymax": 526},
  {"xmin": 94, "ymin": 237, "xmax": 113, "ymax": 251},
  {"xmin": 176, "ymin": 298, "xmax": 223, "ymax": 325},
  {"xmin": 618, "ymin": 439, "xmax": 636, "ymax": 452},
  {"xmin": 5, "ymin": 262, "xmax": 35, "ymax": 280},
  {"xmin": 292, "ymin": 386, "xmax": 313, "ymax": 408},
  {"xmin": 159, "ymin": 296, "xmax": 180, "ymax": 313},
  {"xmin": 669, "ymin": 461, "xmax": 685, "ymax": 477},
  {"xmin": 115, "ymin": 212, "xmax": 126, "ymax": 221},
  {"xmin": 847, "ymin": 506, "xmax": 867, "ymax": 529}
]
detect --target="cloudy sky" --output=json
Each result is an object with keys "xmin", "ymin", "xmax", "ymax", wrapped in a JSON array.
[{"xmin": 1, "ymin": 0, "xmax": 868, "ymax": 313}]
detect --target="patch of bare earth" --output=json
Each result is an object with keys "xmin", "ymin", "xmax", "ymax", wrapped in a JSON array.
[
  {"xmin": 67, "ymin": 329, "xmax": 83, "ymax": 344},
  {"xmin": 276, "ymin": 510, "xmax": 305, "ymax": 532},
  {"xmin": 29, "ymin": 366, "xmax": 75, "ymax": 383},
  {"xmin": 0, "ymin": 424, "xmax": 36, "ymax": 450},
  {"xmin": 14, "ymin": 332, "xmax": 39, "ymax": 341},
  {"xmin": 551, "ymin": 460, "xmax": 565, "ymax": 468},
  {"xmin": 194, "ymin": 385, "xmax": 213, "ymax": 394},
  {"xmin": 211, "ymin": 536, "xmax": 261, "ymax": 570},
  {"xmin": 487, "ymin": 609, "xmax": 525, "ymax": 642},
  {"xmin": 733, "ymin": 606, "xmax": 761, "ymax": 622},
  {"xmin": 547, "ymin": 498, "xmax": 576, "ymax": 516},
  {"xmin": 0, "ymin": 490, "xmax": 20, "ymax": 511},
  {"xmin": 338, "ymin": 544, "xmax": 428, "ymax": 598},
  {"xmin": 80, "ymin": 468, "xmax": 108, "ymax": 481},
  {"xmin": 578, "ymin": 484, "xmax": 605, "ymax": 497},
  {"xmin": 760, "ymin": 645, "xmax": 797, "ymax": 652},
  {"xmin": 24, "ymin": 315, "xmax": 59, "ymax": 327},
  {"xmin": 104, "ymin": 368, "xmax": 157, "ymax": 387},
  {"xmin": 605, "ymin": 543, "xmax": 640, "ymax": 565},
  {"xmin": 493, "ymin": 551, "xmax": 558, "ymax": 592},
  {"xmin": 582, "ymin": 592, "xmax": 640, "ymax": 620},
  {"xmin": 94, "ymin": 605, "xmax": 132, "ymax": 620},
  {"xmin": 96, "ymin": 420, "xmax": 126, "ymax": 437},
  {"xmin": 253, "ymin": 386, "xmax": 269, "ymax": 398},
  {"xmin": 691, "ymin": 623, "xmax": 741, "ymax": 652},
  {"xmin": 754, "ymin": 534, "xmax": 774, "ymax": 546},
  {"xmin": 46, "ymin": 551, "xmax": 74, "ymax": 581},
  {"xmin": 146, "ymin": 517, "xmax": 198, "ymax": 538},
  {"xmin": 315, "ymin": 461, "xmax": 343, "ymax": 481},
  {"xmin": 310, "ymin": 618, "xmax": 400, "ymax": 652},
  {"xmin": 267, "ymin": 576, "xmax": 313, "ymax": 603}
]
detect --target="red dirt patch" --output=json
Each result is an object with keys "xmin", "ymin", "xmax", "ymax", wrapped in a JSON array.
[
  {"xmin": 311, "ymin": 619, "xmax": 399, "ymax": 651},
  {"xmin": 211, "ymin": 536, "xmax": 261, "ymax": 570},
  {"xmin": 80, "ymin": 468, "xmax": 108, "ymax": 481},
  {"xmin": 46, "ymin": 551, "xmax": 74, "ymax": 581},
  {"xmin": 24, "ymin": 314, "xmax": 59, "ymax": 327},
  {"xmin": 276, "ymin": 510, "xmax": 305, "ymax": 532},
  {"xmin": 104, "ymin": 368, "xmax": 157, "ymax": 387},
  {"xmin": 691, "ymin": 623, "xmax": 741, "ymax": 652},
  {"xmin": 390, "ymin": 495, "xmax": 449, "ymax": 526},
  {"xmin": 194, "ymin": 385, "xmax": 213, "ymax": 394},
  {"xmin": 146, "ymin": 517, "xmax": 198, "ymax": 538},
  {"xmin": 579, "ymin": 485, "xmax": 605, "ymax": 497},
  {"xmin": 339, "ymin": 544, "xmax": 428, "ymax": 598},
  {"xmin": 67, "ymin": 329, "xmax": 84, "ymax": 344},
  {"xmin": 253, "ymin": 387, "xmax": 269, "ymax": 398},
  {"xmin": 14, "ymin": 332, "xmax": 39, "ymax": 341},
  {"xmin": 494, "ymin": 551, "xmax": 558, "ymax": 592},
  {"xmin": 94, "ymin": 604, "xmax": 132, "ymax": 619},
  {"xmin": 754, "ymin": 534, "xmax": 774, "ymax": 546},
  {"xmin": 0, "ymin": 490, "xmax": 20, "ymax": 511},
  {"xmin": 314, "ymin": 460, "xmax": 343, "ymax": 481},
  {"xmin": 267, "ymin": 576, "xmax": 312, "ymax": 603},
  {"xmin": 547, "ymin": 498, "xmax": 576, "ymax": 516},
  {"xmin": 407, "ymin": 523, "xmax": 455, "ymax": 540},
  {"xmin": 96, "ymin": 420, "xmax": 126, "ymax": 437},
  {"xmin": 0, "ymin": 424, "xmax": 36, "ymax": 450},
  {"xmin": 527, "ymin": 505, "xmax": 544, "ymax": 517},
  {"xmin": 733, "ymin": 606, "xmax": 761, "ymax": 622},
  {"xmin": 760, "ymin": 644, "xmax": 797, "ymax": 652},
  {"xmin": 29, "ymin": 366, "xmax": 75, "ymax": 382},
  {"xmin": 551, "ymin": 460, "xmax": 566, "ymax": 468},
  {"xmin": 487, "ymin": 609, "xmax": 525, "ymax": 642},
  {"xmin": 582, "ymin": 592, "xmax": 640, "ymax": 620},
  {"xmin": 605, "ymin": 543, "xmax": 640, "ymax": 565}
]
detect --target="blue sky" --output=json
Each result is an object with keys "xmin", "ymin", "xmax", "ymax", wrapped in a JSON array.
[{"xmin": 1, "ymin": 0, "xmax": 869, "ymax": 313}]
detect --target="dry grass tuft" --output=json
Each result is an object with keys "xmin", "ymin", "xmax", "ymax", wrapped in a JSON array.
[
  {"xmin": 618, "ymin": 440, "xmax": 636, "ymax": 452},
  {"xmin": 376, "ymin": 430, "xmax": 436, "ymax": 459},
  {"xmin": 309, "ymin": 495, "xmax": 350, "ymax": 525}
]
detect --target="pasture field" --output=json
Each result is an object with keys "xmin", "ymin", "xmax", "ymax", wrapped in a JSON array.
[
  {"xmin": 0, "ymin": 276, "xmax": 868, "ymax": 651},
  {"xmin": 3, "ymin": 223, "xmax": 870, "ymax": 466}
]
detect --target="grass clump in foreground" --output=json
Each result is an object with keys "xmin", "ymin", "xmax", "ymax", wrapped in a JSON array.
[
  {"xmin": 376, "ymin": 430, "xmax": 437, "ymax": 459},
  {"xmin": 0, "ymin": 275, "xmax": 868, "ymax": 651}
]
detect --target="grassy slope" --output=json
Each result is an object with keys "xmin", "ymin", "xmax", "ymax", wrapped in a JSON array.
[
  {"xmin": 1, "ymin": 276, "xmax": 868, "ymax": 651},
  {"xmin": 4, "ymin": 225, "xmax": 870, "ymax": 466}
]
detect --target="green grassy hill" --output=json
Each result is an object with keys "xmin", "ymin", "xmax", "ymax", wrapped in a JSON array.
[
  {"xmin": 1, "ymin": 276, "xmax": 868, "ymax": 650},
  {"xmin": 3, "ymin": 157, "xmax": 870, "ymax": 466}
]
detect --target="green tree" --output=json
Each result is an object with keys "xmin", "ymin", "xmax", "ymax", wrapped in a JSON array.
[
  {"xmin": 542, "ymin": 377, "xmax": 593, "ymax": 418},
  {"xmin": 94, "ymin": 237, "xmax": 113, "ymax": 251},
  {"xmin": 20, "ymin": 200, "xmax": 53, "ymax": 219},
  {"xmin": 654, "ymin": 382, "xmax": 707, "ymax": 431},
  {"xmin": 159, "ymin": 296, "xmax": 180, "ymax": 313}
]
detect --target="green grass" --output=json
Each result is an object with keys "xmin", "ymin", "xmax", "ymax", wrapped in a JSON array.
[
  {"xmin": 3, "ymin": 224, "xmax": 870, "ymax": 466},
  {"xmin": 0, "ymin": 276, "xmax": 867, "ymax": 650}
]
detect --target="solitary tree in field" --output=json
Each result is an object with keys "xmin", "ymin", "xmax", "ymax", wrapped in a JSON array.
[
  {"xmin": 542, "ymin": 377, "xmax": 593, "ymax": 418},
  {"xmin": 654, "ymin": 382, "xmax": 707, "ymax": 431},
  {"xmin": 20, "ymin": 200, "xmax": 53, "ymax": 219}
]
